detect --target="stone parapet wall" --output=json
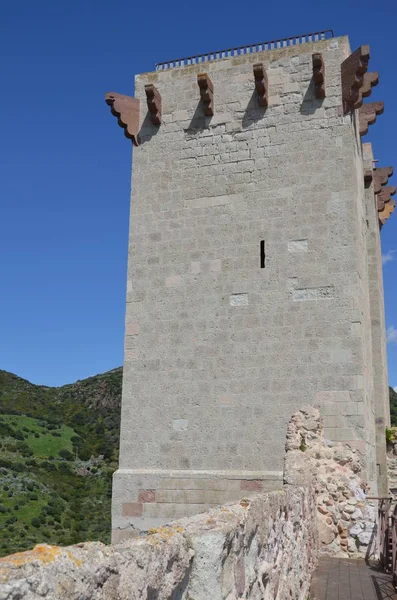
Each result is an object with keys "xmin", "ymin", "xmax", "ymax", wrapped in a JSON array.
[{"xmin": 0, "ymin": 487, "xmax": 317, "ymax": 600}]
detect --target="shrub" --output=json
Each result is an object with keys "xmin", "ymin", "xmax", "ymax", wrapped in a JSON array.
[
  {"xmin": 58, "ymin": 449, "xmax": 73, "ymax": 461},
  {"xmin": 31, "ymin": 517, "xmax": 41, "ymax": 528},
  {"xmin": 0, "ymin": 505, "xmax": 6, "ymax": 513},
  {"xmin": 386, "ymin": 427, "xmax": 395, "ymax": 445}
]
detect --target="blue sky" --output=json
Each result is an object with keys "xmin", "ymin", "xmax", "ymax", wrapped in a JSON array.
[{"xmin": 1, "ymin": 0, "xmax": 396, "ymax": 387}]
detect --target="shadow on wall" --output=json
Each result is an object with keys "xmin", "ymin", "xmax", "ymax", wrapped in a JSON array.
[
  {"xmin": 300, "ymin": 78, "xmax": 325, "ymax": 115},
  {"xmin": 242, "ymin": 91, "xmax": 267, "ymax": 129},
  {"xmin": 138, "ymin": 111, "xmax": 160, "ymax": 145},
  {"xmin": 184, "ymin": 101, "xmax": 213, "ymax": 136}
]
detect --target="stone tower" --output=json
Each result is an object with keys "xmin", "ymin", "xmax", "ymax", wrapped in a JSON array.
[{"xmin": 106, "ymin": 31, "xmax": 394, "ymax": 542}]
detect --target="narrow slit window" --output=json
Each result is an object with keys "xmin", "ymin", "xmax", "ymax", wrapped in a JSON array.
[{"xmin": 260, "ymin": 240, "xmax": 265, "ymax": 268}]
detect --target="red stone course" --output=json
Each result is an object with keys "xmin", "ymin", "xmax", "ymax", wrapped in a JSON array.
[
  {"xmin": 240, "ymin": 480, "xmax": 264, "ymax": 492},
  {"xmin": 122, "ymin": 502, "xmax": 143, "ymax": 517},
  {"xmin": 138, "ymin": 489, "xmax": 156, "ymax": 503}
]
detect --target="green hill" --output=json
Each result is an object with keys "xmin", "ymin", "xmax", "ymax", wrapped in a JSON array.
[{"xmin": 0, "ymin": 368, "xmax": 122, "ymax": 557}]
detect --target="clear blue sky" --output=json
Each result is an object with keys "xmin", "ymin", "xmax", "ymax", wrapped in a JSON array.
[{"xmin": 1, "ymin": 0, "xmax": 396, "ymax": 387}]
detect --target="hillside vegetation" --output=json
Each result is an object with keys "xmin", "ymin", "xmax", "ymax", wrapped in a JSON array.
[{"xmin": 0, "ymin": 368, "xmax": 122, "ymax": 557}]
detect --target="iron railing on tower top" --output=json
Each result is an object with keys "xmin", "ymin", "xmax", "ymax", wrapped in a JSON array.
[{"xmin": 155, "ymin": 29, "xmax": 335, "ymax": 71}]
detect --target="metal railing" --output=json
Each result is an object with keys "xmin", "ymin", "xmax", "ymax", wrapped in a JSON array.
[
  {"xmin": 378, "ymin": 498, "xmax": 393, "ymax": 570},
  {"xmin": 155, "ymin": 30, "xmax": 335, "ymax": 71},
  {"xmin": 378, "ymin": 497, "xmax": 397, "ymax": 587}
]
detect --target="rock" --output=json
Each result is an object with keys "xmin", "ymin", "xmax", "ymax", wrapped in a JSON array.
[
  {"xmin": 350, "ymin": 509, "xmax": 363, "ymax": 521},
  {"xmin": 347, "ymin": 498, "xmax": 357, "ymax": 505},
  {"xmin": 348, "ymin": 538, "xmax": 357, "ymax": 552},
  {"xmin": 358, "ymin": 530, "xmax": 372, "ymax": 545},
  {"xmin": 343, "ymin": 505, "xmax": 355, "ymax": 514},
  {"xmin": 318, "ymin": 506, "xmax": 329, "ymax": 515},
  {"xmin": 318, "ymin": 517, "xmax": 337, "ymax": 545},
  {"xmin": 349, "ymin": 523, "xmax": 363, "ymax": 537}
]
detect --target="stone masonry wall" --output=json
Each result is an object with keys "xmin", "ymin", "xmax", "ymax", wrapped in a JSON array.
[
  {"xmin": 114, "ymin": 33, "xmax": 379, "ymax": 537},
  {"xmin": 0, "ymin": 486, "xmax": 317, "ymax": 600},
  {"xmin": 285, "ymin": 407, "xmax": 377, "ymax": 557},
  {"xmin": 362, "ymin": 142, "xmax": 390, "ymax": 495}
]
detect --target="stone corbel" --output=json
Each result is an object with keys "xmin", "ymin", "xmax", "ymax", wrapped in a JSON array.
[
  {"xmin": 312, "ymin": 53, "xmax": 325, "ymax": 99},
  {"xmin": 197, "ymin": 73, "xmax": 214, "ymax": 116},
  {"xmin": 145, "ymin": 84, "xmax": 162, "ymax": 126},
  {"xmin": 366, "ymin": 166, "xmax": 396, "ymax": 227},
  {"xmin": 341, "ymin": 45, "xmax": 378, "ymax": 113},
  {"xmin": 358, "ymin": 102, "xmax": 384, "ymax": 136},
  {"xmin": 361, "ymin": 72, "xmax": 379, "ymax": 98},
  {"xmin": 253, "ymin": 63, "xmax": 268, "ymax": 106},
  {"xmin": 105, "ymin": 92, "xmax": 140, "ymax": 146},
  {"xmin": 373, "ymin": 167, "xmax": 394, "ymax": 194},
  {"xmin": 377, "ymin": 187, "xmax": 396, "ymax": 211},
  {"xmin": 380, "ymin": 200, "xmax": 396, "ymax": 227}
]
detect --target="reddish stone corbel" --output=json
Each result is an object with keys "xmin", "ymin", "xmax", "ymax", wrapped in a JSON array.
[
  {"xmin": 373, "ymin": 167, "xmax": 393, "ymax": 194},
  {"xmin": 377, "ymin": 187, "xmax": 396, "ymax": 211},
  {"xmin": 197, "ymin": 73, "xmax": 214, "ymax": 116},
  {"xmin": 361, "ymin": 72, "xmax": 379, "ymax": 98},
  {"xmin": 253, "ymin": 63, "xmax": 268, "ymax": 107},
  {"xmin": 105, "ymin": 92, "xmax": 140, "ymax": 146},
  {"xmin": 144, "ymin": 84, "xmax": 162, "ymax": 126},
  {"xmin": 341, "ymin": 45, "xmax": 371, "ymax": 113},
  {"xmin": 380, "ymin": 199, "xmax": 396, "ymax": 227},
  {"xmin": 367, "ymin": 166, "xmax": 395, "ymax": 227},
  {"xmin": 358, "ymin": 101, "xmax": 384, "ymax": 136},
  {"xmin": 312, "ymin": 53, "xmax": 325, "ymax": 99}
]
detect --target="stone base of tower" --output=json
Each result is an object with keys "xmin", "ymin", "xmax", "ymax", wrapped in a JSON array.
[{"xmin": 111, "ymin": 468, "xmax": 283, "ymax": 543}]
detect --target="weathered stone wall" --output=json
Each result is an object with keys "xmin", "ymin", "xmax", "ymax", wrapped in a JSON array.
[
  {"xmin": 285, "ymin": 407, "xmax": 377, "ymax": 557},
  {"xmin": 0, "ymin": 486, "xmax": 317, "ymax": 600},
  {"xmin": 362, "ymin": 142, "xmax": 390, "ymax": 495},
  {"xmin": 114, "ymin": 33, "xmax": 380, "ymax": 537}
]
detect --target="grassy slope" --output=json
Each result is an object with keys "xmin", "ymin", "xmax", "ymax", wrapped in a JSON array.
[{"xmin": 0, "ymin": 368, "xmax": 122, "ymax": 557}]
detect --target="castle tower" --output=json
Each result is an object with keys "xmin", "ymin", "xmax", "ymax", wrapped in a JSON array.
[{"xmin": 106, "ymin": 32, "xmax": 394, "ymax": 542}]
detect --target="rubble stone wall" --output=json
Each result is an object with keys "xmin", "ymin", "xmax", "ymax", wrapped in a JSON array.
[
  {"xmin": 285, "ymin": 407, "xmax": 377, "ymax": 558},
  {"xmin": 0, "ymin": 486, "xmax": 317, "ymax": 600}
]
